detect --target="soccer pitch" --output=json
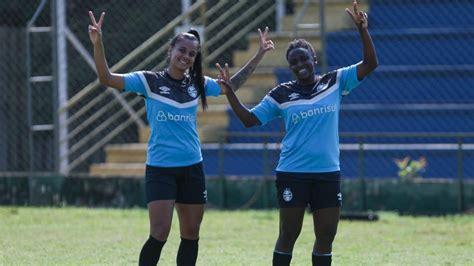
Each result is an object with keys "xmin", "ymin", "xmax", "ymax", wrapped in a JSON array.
[{"xmin": 0, "ymin": 207, "xmax": 472, "ymax": 265}]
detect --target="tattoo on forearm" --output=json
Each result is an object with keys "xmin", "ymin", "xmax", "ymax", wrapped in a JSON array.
[{"xmin": 230, "ymin": 65, "xmax": 256, "ymax": 91}]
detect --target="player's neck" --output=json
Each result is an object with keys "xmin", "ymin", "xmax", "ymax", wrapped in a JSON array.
[
  {"xmin": 297, "ymin": 75, "xmax": 320, "ymax": 88},
  {"xmin": 165, "ymin": 68, "xmax": 186, "ymax": 81}
]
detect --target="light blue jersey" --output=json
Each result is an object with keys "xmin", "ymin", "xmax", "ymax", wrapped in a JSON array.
[
  {"xmin": 251, "ymin": 64, "xmax": 361, "ymax": 173},
  {"xmin": 124, "ymin": 71, "xmax": 221, "ymax": 167}
]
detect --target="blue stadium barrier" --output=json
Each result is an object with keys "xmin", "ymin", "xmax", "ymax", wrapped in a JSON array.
[
  {"xmin": 226, "ymin": 109, "xmax": 284, "ymax": 143},
  {"xmin": 340, "ymin": 147, "xmax": 474, "ymax": 179},
  {"xmin": 370, "ymin": 0, "xmax": 474, "ymax": 30},
  {"xmin": 202, "ymin": 143, "xmax": 280, "ymax": 176},
  {"xmin": 340, "ymin": 108, "xmax": 474, "ymax": 133},
  {"xmin": 326, "ymin": 28, "xmax": 474, "ymax": 66},
  {"xmin": 202, "ymin": 143, "xmax": 474, "ymax": 179}
]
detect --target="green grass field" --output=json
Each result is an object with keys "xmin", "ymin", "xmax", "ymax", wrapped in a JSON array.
[{"xmin": 0, "ymin": 207, "xmax": 472, "ymax": 265}]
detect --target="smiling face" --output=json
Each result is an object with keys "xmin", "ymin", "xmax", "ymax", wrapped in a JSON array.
[
  {"xmin": 287, "ymin": 47, "xmax": 317, "ymax": 85},
  {"xmin": 168, "ymin": 34, "xmax": 199, "ymax": 74}
]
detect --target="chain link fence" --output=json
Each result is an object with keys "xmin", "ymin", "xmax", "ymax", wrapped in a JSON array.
[{"xmin": 1, "ymin": 0, "xmax": 473, "ymax": 188}]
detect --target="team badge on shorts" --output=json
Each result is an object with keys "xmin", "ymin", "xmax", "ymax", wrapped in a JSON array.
[
  {"xmin": 187, "ymin": 86, "xmax": 197, "ymax": 98},
  {"xmin": 282, "ymin": 188, "xmax": 293, "ymax": 202}
]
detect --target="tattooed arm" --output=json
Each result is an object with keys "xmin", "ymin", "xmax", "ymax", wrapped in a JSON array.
[{"xmin": 227, "ymin": 27, "xmax": 274, "ymax": 92}]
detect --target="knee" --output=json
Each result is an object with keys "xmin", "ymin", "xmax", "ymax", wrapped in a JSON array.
[
  {"xmin": 316, "ymin": 230, "xmax": 337, "ymax": 246},
  {"xmin": 150, "ymin": 221, "xmax": 172, "ymax": 241},
  {"xmin": 279, "ymin": 227, "xmax": 300, "ymax": 243},
  {"xmin": 180, "ymin": 223, "xmax": 201, "ymax": 239}
]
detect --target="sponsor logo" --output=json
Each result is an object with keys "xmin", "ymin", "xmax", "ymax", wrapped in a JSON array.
[
  {"xmin": 288, "ymin": 92, "xmax": 300, "ymax": 101},
  {"xmin": 203, "ymin": 190, "xmax": 207, "ymax": 200},
  {"xmin": 282, "ymin": 188, "xmax": 293, "ymax": 202},
  {"xmin": 291, "ymin": 113, "xmax": 301, "ymax": 125},
  {"xmin": 158, "ymin": 86, "xmax": 171, "ymax": 94},
  {"xmin": 337, "ymin": 192, "xmax": 342, "ymax": 202},
  {"xmin": 187, "ymin": 86, "xmax": 198, "ymax": 98},
  {"xmin": 155, "ymin": 110, "xmax": 196, "ymax": 122},
  {"xmin": 291, "ymin": 104, "xmax": 337, "ymax": 125},
  {"xmin": 157, "ymin": 111, "xmax": 167, "ymax": 121}
]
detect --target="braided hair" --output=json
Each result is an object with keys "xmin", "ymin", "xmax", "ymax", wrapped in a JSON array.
[{"xmin": 285, "ymin": 39, "xmax": 316, "ymax": 61}]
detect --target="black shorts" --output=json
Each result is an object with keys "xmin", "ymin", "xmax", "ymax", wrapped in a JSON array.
[
  {"xmin": 145, "ymin": 162, "xmax": 207, "ymax": 204},
  {"xmin": 275, "ymin": 171, "xmax": 342, "ymax": 211}
]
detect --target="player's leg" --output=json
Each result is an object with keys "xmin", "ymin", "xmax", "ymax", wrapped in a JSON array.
[
  {"xmin": 312, "ymin": 207, "xmax": 340, "ymax": 266},
  {"xmin": 175, "ymin": 162, "xmax": 207, "ymax": 266},
  {"xmin": 310, "ymin": 176, "xmax": 342, "ymax": 266},
  {"xmin": 273, "ymin": 175, "xmax": 309, "ymax": 265},
  {"xmin": 139, "ymin": 165, "xmax": 178, "ymax": 266},
  {"xmin": 175, "ymin": 203, "xmax": 205, "ymax": 266},
  {"xmin": 273, "ymin": 207, "xmax": 306, "ymax": 265}
]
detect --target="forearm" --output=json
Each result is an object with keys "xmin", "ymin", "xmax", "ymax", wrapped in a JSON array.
[
  {"xmin": 229, "ymin": 51, "xmax": 264, "ymax": 92},
  {"xmin": 93, "ymin": 40, "xmax": 110, "ymax": 82},
  {"xmin": 359, "ymin": 27, "xmax": 378, "ymax": 71},
  {"xmin": 225, "ymin": 90, "xmax": 259, "ymax": 128},
  {"xmin": 92, "ymin": 40, "xmax": 124, "ymax": 90}
]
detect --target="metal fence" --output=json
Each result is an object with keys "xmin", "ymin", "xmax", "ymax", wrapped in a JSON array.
[{"xmin": 1, "ymin": 0, "xmax": 474, "ymax": 182}]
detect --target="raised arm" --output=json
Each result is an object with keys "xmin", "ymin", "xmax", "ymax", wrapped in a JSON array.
[
  {"xmin": 226, "ymin": 27, "xmax": 274, "ymax": 92},
  {"xmin": 346, "ymin": 0, "xmax": 378, "ymax": 80},
  {"xmin": 88, "ymin": 11, "xmax": 125, "ymax": 90},
  {"xmin": 217, "ymin": 63, "xmax": 260, "ymax": 128}
]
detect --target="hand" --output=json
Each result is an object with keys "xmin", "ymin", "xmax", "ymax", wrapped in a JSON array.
[
  {"xmin": 257, "ymin": 27, "xmax": 274, "ymax": 55},
  {"xmin": 345, "ymin": 1, "xmax": 368, "ymax": 30},
  {"xmin": 215, "ymin": 63, "xmax": 232, "ymax": 94},
  {"xmin": 88, "ymin": 11, "xmax": 105, "ymax": 45}
]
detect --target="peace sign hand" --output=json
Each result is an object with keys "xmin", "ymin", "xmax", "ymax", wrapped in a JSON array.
[
  {"xmin": 215, "ymin": 63, "xmax": 233, "ymax": 94},
  {"xmin": 88, "ymin": 11, "xmax": 105, "ymax": 45},
  {"xmin": 345, "ymin": 1, "xmax": 368, "ymax": 30},
  {"xmin": 257, "ymin": 27, "xmax": 275, "ymax": 56}
]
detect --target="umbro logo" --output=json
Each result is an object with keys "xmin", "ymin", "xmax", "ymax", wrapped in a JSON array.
[
  {"xmin": 288, "ymin": 93, "xmax": 300, "ymax": 101},
  {"xmin": 158, "ymin": 86, "xmax": 171, "ymax": 94}
]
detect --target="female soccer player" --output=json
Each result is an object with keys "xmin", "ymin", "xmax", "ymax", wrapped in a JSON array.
[
  {"xmin": 88, "ymin": 11, "xmax": 274, "ymax": 266},
  {"xmin": 217, "ymin": 1, "xmax": 377, "ymax": 265}
]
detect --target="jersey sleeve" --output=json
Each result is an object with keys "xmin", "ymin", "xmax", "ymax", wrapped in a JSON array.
[
  {"xmin": 338, "ymin": 63, "xmax": 362, "ymax": 96},
  {"xmin": 123, "ymin": 71, "xmax": 148, "ymax": 97},
  {"xmin": 250, "ymin": 95, "xmax": 281, "ymax": 126},
  {"xmin": 204, "ymin": 76, "xmax": 221, "ymax": 97}
]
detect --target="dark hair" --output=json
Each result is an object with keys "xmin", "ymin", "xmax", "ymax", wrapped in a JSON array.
[
  {"xmin": 169, "ymin": 29, "xmax": 207, "ymax": 111},
  {"xmin": 285, "ymin": 39, "xmax": 316, "ymax": 61}
]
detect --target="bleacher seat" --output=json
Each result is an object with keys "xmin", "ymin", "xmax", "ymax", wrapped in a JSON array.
[
  {"xmin": 370, "ymin": 0, "xmax": 474, "ymax": 30},
  {"xmin": 326, "ymin": 28, "xmax": 474, "ymax": 67},
  {"xmin": 275, "ymin": 66, "xmax": 474, "ymax": 104}
]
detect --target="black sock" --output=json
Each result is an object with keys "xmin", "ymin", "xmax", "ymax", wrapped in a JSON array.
[
  {"xmin": 176, "ymin": 237, "xmax": 199, "ymax": 266},
  {"xmin": 273, "ymin": 250, "xmax": 292, "ymax": 266},
  {"xmin": 312, "ymin": 252, "xmax": 332, "ymax": 266},
  {"xmin": 138, "ymin": 235, "xmax": 166, "ymax": 266}
]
